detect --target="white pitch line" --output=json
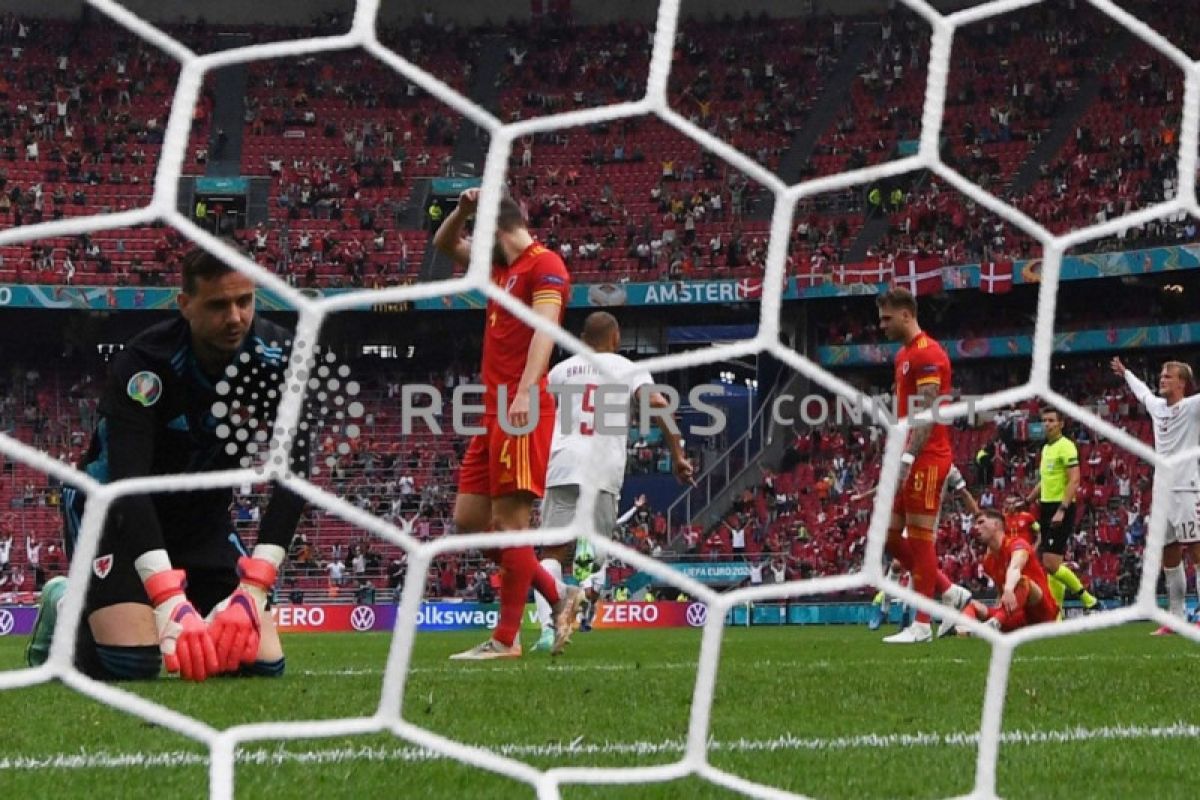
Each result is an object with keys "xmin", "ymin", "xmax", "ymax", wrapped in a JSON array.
[
  {"xmin": 299, "ymin": 651, "xmax": 1200, "ymax": 678},
  {"xmin": 4, "ymin": 721, "xmax": 1200, "ymax": 771}
]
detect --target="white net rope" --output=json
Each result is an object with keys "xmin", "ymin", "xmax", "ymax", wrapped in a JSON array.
[{"xmin": 0, "ymin": 0, "xmax": 1196, "ymax": 797}]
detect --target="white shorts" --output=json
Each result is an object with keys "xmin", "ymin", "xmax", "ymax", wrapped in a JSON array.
[
  {"xmin": 1166, "ymin": 491, "xmax": 1200, "ymax": 545},
  {"xmin": 541, "ymin": 485, "xmax": 618, "ymax": 536},
  {"xmin": 581, "ymin": 568, "xmax": 607, "ymax": 593}
]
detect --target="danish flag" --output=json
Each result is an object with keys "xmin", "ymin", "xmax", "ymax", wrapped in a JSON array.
[
  {"xmin": 980, "ymin": 260, "xmax": 1013, "ymax": 294},
  {"xmin": 892, "ymin": 256, "xmax": 943, "ymax": 296}
]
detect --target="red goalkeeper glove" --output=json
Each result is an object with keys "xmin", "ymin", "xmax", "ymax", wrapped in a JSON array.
[
  {"xmin": 207, "ymin": 554, "xmax": 278, "ymax": 673},
  {"xmin": 143, "ymin": 569, "xmax": 219, "ymax": 682}
]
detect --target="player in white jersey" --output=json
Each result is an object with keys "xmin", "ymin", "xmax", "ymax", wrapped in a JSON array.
[
  {"xmin": 531, "ymin": 312, "xmax": 694, "ymax": 651},
  {"xmin": 1112, "ymin": 357, "xmax": 1200, "ymax": 633}
]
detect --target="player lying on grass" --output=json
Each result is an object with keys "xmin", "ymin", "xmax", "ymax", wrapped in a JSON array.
[
  {"xmin": 28, "ymin": 247, "xmax": 304, "ymax": 682},
  {"xmin": 956, "ymin": 509, "xmax": 1058, "ymax": 634},
  {"xmin": 532, "ymin": 313, "xmax": 693, "ymax": 650}
]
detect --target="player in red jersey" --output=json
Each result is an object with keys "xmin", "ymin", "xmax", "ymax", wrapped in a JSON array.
[
  {"xmin": 958, "ymin": 509, "xmax": 1058, "ymax": 633},
  {"xmin": 1003, "ymin": 496, "xmax": 1040, "ymax": 547},
  {"xmin": 434, "ymin": 188, "xmax": 583, "ymax": 660},
  {"xmin": 876, "ymin": 288, "xmax": 973, "ymax": 643}
]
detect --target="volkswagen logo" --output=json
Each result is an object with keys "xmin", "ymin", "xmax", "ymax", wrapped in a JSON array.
[
  {"xmin": 350, "ymin": 605, "xmax": 376, "ymax": 632},
  {"xmin": 0, "ymin": 609, "xmax": 14, "ymax": 636},
  {"xmin": 685, "ymin": 603, "xmax": 708, "ymax": 627}
]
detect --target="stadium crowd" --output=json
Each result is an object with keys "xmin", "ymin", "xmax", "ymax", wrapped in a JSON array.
[
  {"xmin": 674, "ymin": 353, "xmax": 1169, "ymax": 604},
  {"xmin": 0, "ymin": 7, "xmax": 1194, "ymax": 292}
]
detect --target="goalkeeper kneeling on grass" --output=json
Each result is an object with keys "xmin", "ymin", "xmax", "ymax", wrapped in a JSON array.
[
  {"xmin": 956, "ymin": 509, "xmax": 1058, "ymax": 635},
  {"xmin": 27, "ymin": 247, "xmax": 306, "ymax": 682}
]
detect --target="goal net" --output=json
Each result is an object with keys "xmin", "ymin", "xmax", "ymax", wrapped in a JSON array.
[{"xmin": 0, "ymin": 0, "xmax": 1196, "ymax": 797}]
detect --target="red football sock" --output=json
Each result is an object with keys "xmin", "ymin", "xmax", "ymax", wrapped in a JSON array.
[
  {"xmin": 531, "ymin": 562, "xmax": 561, "ymax": 605},
  {"xmin": 934, "ymin": 570, "xmax": 952, "ymax": 595},
  {"xmin": 993, "ymin": 606, "xmax": 1027, "ymax": 631},
  {"xmin": 992, "ymin": 582, "xmax": 1031, "ymax": 631},
  {"xmin": 908, "ymin": 537, "xmax": 939, "ymax": 623},
  {"xmin": 494, "ymin": 547, "xmax": 537, "ymax": 647},
  {"xmin": 886, "ymin": 530, "xmax": 913, "ymax": 573}
]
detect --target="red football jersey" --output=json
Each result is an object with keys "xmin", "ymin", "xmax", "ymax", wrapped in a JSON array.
[
  {"xmin": 481, "ymin": 243, "xmax": 570, "ymax": 414},
  {"xmin": 894, "ymin": 331, "xmax": 952, "ymax": 458},
  {"xmin": 1005, "ymin": 511, "xmax": 1039, "ymax": 545},
  {"xmin": 982, "ymin": 535, "xmax": 1052, "ymax": 600}
]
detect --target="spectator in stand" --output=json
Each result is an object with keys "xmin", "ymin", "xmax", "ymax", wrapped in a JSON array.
[
  {"xmin": 327, "ymin": 556, "xmax": 346, "ymax": 587},
  {"xmin": 26, "ymin": 535, "xmax": 43, "ymax": 590}
]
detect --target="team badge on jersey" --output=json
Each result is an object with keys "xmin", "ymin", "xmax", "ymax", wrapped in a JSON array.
[
  {"xmin": 93, "ymin": 554, "xmax": 113, "ymax": 579},
  {"xmin": 504, "ymin": 275, "xmax": 518, "ymax": 292},
  {"xmin": 901, "ymin": 361, "xmax": 910, "ymax": 375},
  {"xmin": 126, "ymin": 371, "xmax": 163, "ymax": 407}
]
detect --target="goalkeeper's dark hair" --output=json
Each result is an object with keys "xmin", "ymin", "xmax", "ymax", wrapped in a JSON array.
[
  {"xmin": 180, "ymin": 244, "xmax": 243, "ymax": 295},
  {"xmin": 875, "ymin": 287, "xmax": 917, "ymax": 316}
]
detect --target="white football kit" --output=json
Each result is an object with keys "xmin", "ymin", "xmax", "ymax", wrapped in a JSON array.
[
  {"xmin": 545, "ymin": 352, "xmax": 655, "ymax": 495},
  {"xmin": 1125, "ymin": 371, "xmax": 1200, "ymax": 544},
  {"xmin": 546, "ymin": 352, "xmax": 655, "ymax": 573}
]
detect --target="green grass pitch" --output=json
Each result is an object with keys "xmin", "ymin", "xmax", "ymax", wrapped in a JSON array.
[{"xmin": 0, "ymin": 623, "xmax": 1197, "ymax": 798}]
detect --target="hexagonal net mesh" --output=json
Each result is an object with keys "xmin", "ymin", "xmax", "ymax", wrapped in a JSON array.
[{"xmin": 0, "ymin": 0, "xmax": 1197, "ymax": 798}]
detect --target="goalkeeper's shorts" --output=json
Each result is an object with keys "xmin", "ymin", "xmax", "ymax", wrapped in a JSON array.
[{"xmin": 62, "ymin": 485, "xmax": 245, "ymax": 616}]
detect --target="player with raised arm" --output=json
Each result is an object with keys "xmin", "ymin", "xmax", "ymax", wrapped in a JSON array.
[
  {"xmin": 27, "ymin": 247, "xmax": 304, "ymax": 682},
  {"xmin": 875, "ymin": 288, "xmax": 972, "ymax": 643},
  {"xmin": 530, "ymin": 313, "xmax": 694, "ymax": 651},
  {"xmin": 957, "ymin": 509, "xmax": 1058, "ymax": 633},
  {"xmin": 434, "ymin": 188, "xmax": 582, "ymax": 660},
  {"xmin": 1024, "ymin": 407, "xmax": 1100, "ymax": 617},
  {"xmin": 1111, "ymin": 356, "xmax": 1200, "ymax": 633}
]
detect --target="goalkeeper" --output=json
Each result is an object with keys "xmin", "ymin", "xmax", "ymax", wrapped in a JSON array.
[{"xmin": 27, "ymin": 247, "xmax": 306, "ymax": 682}]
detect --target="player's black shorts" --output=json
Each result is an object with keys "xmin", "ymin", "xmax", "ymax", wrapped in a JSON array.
[
  {"xmin": 1039, "ymin": 501, "xmax": 1076, "ymax": 556},
  {"xmin": 62, "ymin": 485, "xmax": 244, "ymax": 616}
]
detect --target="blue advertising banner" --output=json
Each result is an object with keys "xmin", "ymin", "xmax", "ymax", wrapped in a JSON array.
[
  {"xmin": 414, "ymin": 602, "xmax": 502, "ymax": 631},
  {"xmin": 818, "ymin": 322, "xmax": 1200, "ymax": 366},
  {"xmin": 2, "ymin": 244, "xmax": 1198, "ymax": 312},
  {"xmin": 664, "ymin": 562, "xmax": 751, "ymax": 585},
  {"xmin": 430, "ymin": 177, "xmax": 482, "ymax": 195},
  {"xmin": 0, "ymin": 284, "xmax": 299, "ymax": 311},
  {"xmin": 195, "ymin": 177, "xmax": 250, "ymax": 194}
]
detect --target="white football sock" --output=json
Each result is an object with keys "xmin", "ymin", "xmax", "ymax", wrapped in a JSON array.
[
  {"xmin": 534, "ymin": 558, "xmax": 563, "ymax": 631},
  {"xmin": 1165, "ymin": 563, "xmax": 1187, "ymax": 618}
]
